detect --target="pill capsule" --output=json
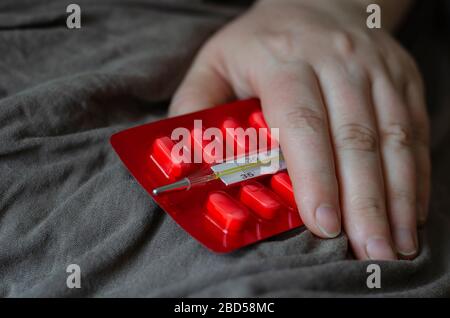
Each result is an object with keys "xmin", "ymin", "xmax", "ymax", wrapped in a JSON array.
[
  {"xmin": 270, "ymin": 172, "xmax": 296, "ymax": 207},
  {"xmin": 240, "ymin": 182, "xmax": 281, "ymax": 220},
  {"xmin": 151, "ymin": 136, "xmax": 191, "ymax": 179},
  {"xmin": 206, "ymin": 191, "xmax": 249, "ymax": 232},
  {"xmin": 191, "ymin": 127, "xmax": 223, "ymax": 164},
  {"xmin": 248, "ymin": 111, "xmax": 278, "ymax": 150},
  {"xmin": 221, "ymin": 118, "xmax": 249, "ymax": 156},
  {"xmin": 249, "ymin": 111, "xmax": 269, "ymax": 131}
]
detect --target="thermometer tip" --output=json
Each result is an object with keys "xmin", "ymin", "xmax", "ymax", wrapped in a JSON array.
[{"xmin": 152, "ymin": 178, "xmax": 191, "ymax": 196}]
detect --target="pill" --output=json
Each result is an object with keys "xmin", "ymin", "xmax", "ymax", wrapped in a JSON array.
[
  {"xmin": 151, "ymin": 136, "xmax": 191, "ymax": 179},
  {"xmin": 270, "ymin": 172, "xmax": 296, "ymax": 207},
  {"xmin": 249, "ymin": 111, "xmax": 269, "ymax": 131},
  {"xmin": 191, "ymin": 127, "xmax": 223, "ymax": 164},
  {"xmin": 221, "ymin": 118, "xmax": 249, "ymax": 156},
  {"xmin": 206, "ymin": 191, "xmax": 249, "ymax": 232},
  {"xmin": 240, "ymin": 182, "xmax": 281, "ymax": 220},
  {"xmin": 248, "ymin": 111, "xmax": 278, "ymax": 150}
]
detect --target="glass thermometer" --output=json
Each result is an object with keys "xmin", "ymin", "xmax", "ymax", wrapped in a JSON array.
[{"xmin": 152, "ymin": 148, "xmax": 286, "ymax": 196}]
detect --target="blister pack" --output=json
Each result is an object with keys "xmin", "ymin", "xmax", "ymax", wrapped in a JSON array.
[{"xmin": 111, "ymin": 98, "xmax": 303, "ymax": 252}]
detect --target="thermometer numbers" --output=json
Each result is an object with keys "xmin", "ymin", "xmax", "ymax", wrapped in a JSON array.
[{"xmin": 240, "ymin": 170, "xmax": 256, "ymax": 180}]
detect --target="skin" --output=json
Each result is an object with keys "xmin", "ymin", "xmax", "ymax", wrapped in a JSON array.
[{"xmin": 169, "ymin": 0, "xmax": 431, "ymax": 260}]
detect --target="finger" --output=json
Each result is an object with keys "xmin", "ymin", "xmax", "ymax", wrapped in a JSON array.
[
  {"xmin": 257, "ymin": 63, "xmax": 341, "ymax": 239},
  {"xmin": 169, "ymin": 52, "xmax": 234, "ymax": 117},
  {"xmin": 319, "ymin": 63, "xmax": 397, "ymax": 260},
  {"xmin": 377, "ymin": 37, "xmax": 431, "ymax": 226},
  {"xmin": 406, "ymin": 77, "xmax": 431, "ymax": 226},
  {"xmin": 371, "ymin": 72, "xmax": 418, "ymax": 258}
]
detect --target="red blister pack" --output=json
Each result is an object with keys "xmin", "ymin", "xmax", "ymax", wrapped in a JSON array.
[{"xmin": 110, "ymin": 98, "xmax": 303, "ymax": 253}]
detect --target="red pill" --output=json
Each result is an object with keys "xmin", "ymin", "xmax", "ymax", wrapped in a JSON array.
[
  {"xmin": 221, "ymin": 118, "xmax": 249, "ymax": 156},
  {"xmin": 151, "ymin": 136, "xmax": 191, "ymax": 179},
  {"xmin": 206, "ymin": 191, "xmax": 249, "ymax": 232},
  {"xmin": 270, "ymin": 172, "xmax": 296, "ymax": 207},
  {"xmin": 240, "ymin": 182, "xmax": 281, "ymax": 220},
  {"xmin": 248, "ymin": 111, "xmax": 278, "ymax": 150},
  {"xmin": 191, "ymin": 127, "xmax": 223, "ymax": 164},
  {"xmin": 249, "ymin": 111, "xmax": 269, "ymax": 130}
]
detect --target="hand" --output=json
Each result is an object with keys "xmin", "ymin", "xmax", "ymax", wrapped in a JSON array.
[{"xmin": 169, "ymin": 0, "xmax": 430, "ymax": 260}]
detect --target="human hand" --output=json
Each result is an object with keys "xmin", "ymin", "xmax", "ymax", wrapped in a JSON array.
[{"xmin": 169, "ymin": 0, "xmax": 430, "ymax": 260}]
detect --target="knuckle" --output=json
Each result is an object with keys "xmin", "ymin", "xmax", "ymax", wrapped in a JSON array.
[
  {"xmin": 268, "ymin": 62, "xmax": 315, "ymax": 90},
  {"xmin": 350, "ymin": 196, "xmax": 385, "ymax": 220},
  {"xmin": 391, "ymin": 189, "xmax": 415, "ymax": 208},
  {"xmin": 333, "ymin": 31, "xmax": 355, "ymax": 58},
  {"xmin": 283, "ymin": 106, "xmax": 326, "ymax": 134},
  {"xmin": 381, "ymin": 123, "xmax": 413, "ymax": 147},
  {"xmin": 259, "ymin": 30, "xmax": 301, "ymax": 62},
  {"xmin": 296, "ymin": 169, "xmax": 337, "ymax": 186},
  {"xmin": 345, "ymin": 63, "xmax": 370, "ymax": 87},
  {"xmin": 335, "ymin": 123, "xmax": 378, "ymax": 153},
  {"xmin": 271, "ymin": 69, "xmax": 302, "ymax": 88}
]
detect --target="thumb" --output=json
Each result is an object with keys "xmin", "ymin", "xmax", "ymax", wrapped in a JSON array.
[{"xmin": 169, "ymin": 57, "xmax": 234, "ymax": 117}]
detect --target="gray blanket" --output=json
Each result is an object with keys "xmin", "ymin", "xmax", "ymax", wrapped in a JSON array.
[{"xmin": 0, "ymin": 0, "xmax": 449, "ymax": 297}]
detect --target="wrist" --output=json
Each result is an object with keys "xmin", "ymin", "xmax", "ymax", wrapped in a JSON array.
[
  {"xmin": 254, "ymin": 0, "xmax": 368, "ymax": 28},
  {"xmin": 255, "ymin": 0, "xmax": 412, "ymax": 32}
]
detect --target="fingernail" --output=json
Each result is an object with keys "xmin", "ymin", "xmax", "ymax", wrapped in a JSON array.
[
  {"xmin": 365, "ymin": 236, "xmax": 397, "ymax": 260},
  {"xmin": 393, "ymin": 228, "xmax": 417, "ymax": 257},
  {"xmin": 315, "ymin": 204, "xmax": 341, "ymax": 238}
]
